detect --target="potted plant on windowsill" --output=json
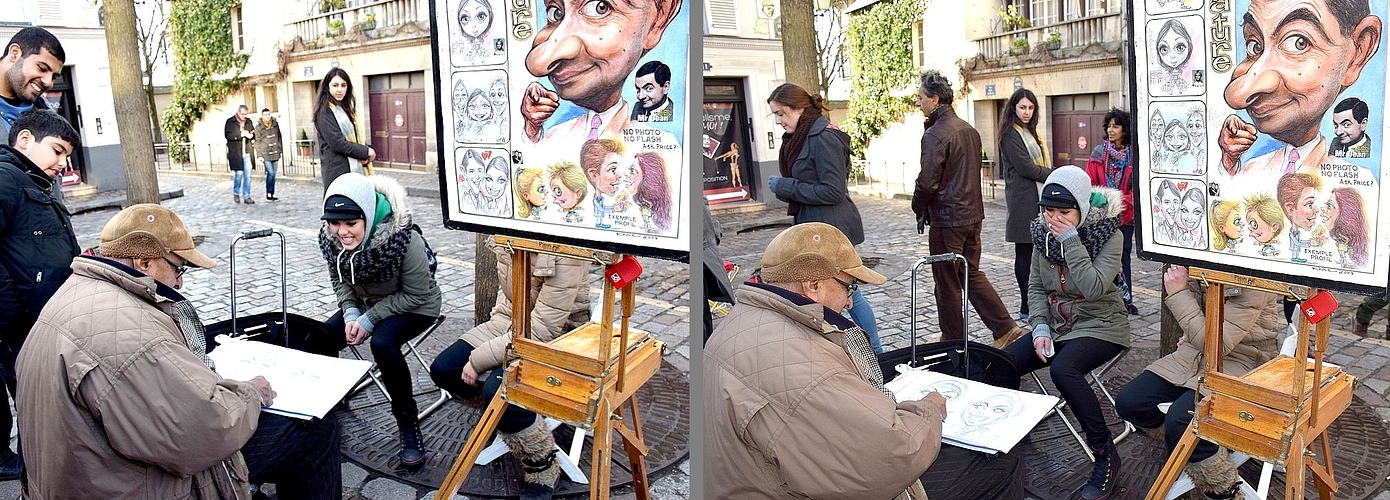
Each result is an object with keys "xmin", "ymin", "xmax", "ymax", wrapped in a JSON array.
[
  {"xmin": 359, "ymin": 12, "xmax": 376, "ymax": 30},
  {"xmin": 298, "ymin": 129, "xmax": 312, "ymax": 156},
  {"xmin": 326, "ymin": 18, "xmax": 345, "ymax": 37},
  {"xmin": 1042, "ymin": 29, "xmax": 1061, "ymax": 50},
  {"xmin": 1009, "ymin": 37, "xmax": 1029, "ymax": 55}
]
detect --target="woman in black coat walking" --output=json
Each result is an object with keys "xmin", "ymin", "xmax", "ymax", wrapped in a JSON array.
[
  {"xmin": 314, "ymin": 67, "xmax": 376, "ymax": 190},
  {"xmin": 998, "ymin": 88, "xmax": 1053, "ymax": 321},
  {"xmin": 763, "ymin": 83, "xmax": 881, "ymax": 352}
]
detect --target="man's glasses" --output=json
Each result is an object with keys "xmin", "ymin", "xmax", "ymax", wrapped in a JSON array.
[
  {"xmin": 162, "ymin": 256, "xmax": 189, "ymax": 278},
  {"xmin": 832, "ymin": 276, "xmax": 859, "ymax": 295}
]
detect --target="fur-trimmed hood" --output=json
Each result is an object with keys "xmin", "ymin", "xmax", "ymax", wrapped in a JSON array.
[{"xmin": 1082, "ymin": 186, "xmax": 1125, "ymax": 227}]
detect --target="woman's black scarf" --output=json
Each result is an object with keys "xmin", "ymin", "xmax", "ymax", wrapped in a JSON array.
[
  {"xmin": 1029, "ymin": 213, "xmax": 1122, "ymax": 266},
  {"xmin": 777, "ymin": 107, "xmax": 824, "ymax": 216}
]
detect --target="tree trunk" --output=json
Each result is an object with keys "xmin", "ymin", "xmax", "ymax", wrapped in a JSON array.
[
  {"xmin": 105, "ymin": 0, "xmax": 160, "ymax": 205},
  {"xmin": 474, "ymin": 233, "xmax": 498, "ymax": 326},
  {"xmin": 1159, "ymin": 263, "xmax": 1181, "ymax": 356},
  {"xmin": 780, "ymin": 0, "xmax": 820, "ymax": 96}
]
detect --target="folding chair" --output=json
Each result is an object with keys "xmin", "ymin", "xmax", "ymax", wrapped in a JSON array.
[
  {"xmin": 473, "ymin": 417, "xmax": 591, "ymax": 484},
  {"xmin": 1028, "ymin": 346, "xmax": 1135, "ymax": 462},
  {"xmin": 348, "ymin": 314, "xmax": 451, "ymax": 421}
]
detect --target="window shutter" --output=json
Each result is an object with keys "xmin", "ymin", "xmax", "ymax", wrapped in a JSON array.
[{"xmin": 708, "ymin": 0, "xmax": 738, "ymax": 32}]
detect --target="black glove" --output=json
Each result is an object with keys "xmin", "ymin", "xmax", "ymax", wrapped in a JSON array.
[{"xmin": 916, "ymin": 211, "xmax": 930, "ymax": 234}]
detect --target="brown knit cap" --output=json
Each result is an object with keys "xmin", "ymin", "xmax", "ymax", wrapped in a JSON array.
[
  {"xmin": 761, "ymin": 222, "xmax": 886, "ymax": 285},
  {"xmin": 98, "ymin": 204, "xmax": 216, "ymax": 269}
]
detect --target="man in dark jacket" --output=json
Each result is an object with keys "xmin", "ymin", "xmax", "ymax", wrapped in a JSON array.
[
  {"xmin": 911, "ymin": 70, "xmax": 1021, "ymax": 347},
  {"xmin": 0, "ymin": 109, "xmax": 80, "ymax": 479},
  {"xmin": 225, "ymin": 104, "xmax": 256, "ymax": 204},
  {"xmin": 254, "ymin": 108, "xmax": 283, "ymax": 201}
]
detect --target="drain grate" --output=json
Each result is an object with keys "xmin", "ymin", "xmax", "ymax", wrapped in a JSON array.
[{"xmin": 338, "ymin": 361, "xmax": 689, "ymax": 498}]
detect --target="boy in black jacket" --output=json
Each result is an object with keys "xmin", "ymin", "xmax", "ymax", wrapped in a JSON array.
[{"xmin": 0, "ymin": 109, "xmax": 79, "ymax": 479}]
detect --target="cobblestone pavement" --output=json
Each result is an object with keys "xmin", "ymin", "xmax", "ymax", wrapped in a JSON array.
[
  {"xmin": 713, "ymin": 190, "xmax": 1390, "ymax": 498},
  {"xmin": 0, "ymin": 169, "xmax": 689, "ymax": 500}
]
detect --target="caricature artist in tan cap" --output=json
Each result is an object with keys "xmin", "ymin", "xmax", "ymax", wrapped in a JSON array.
[
  {"xmin": 16, "ymin": 204, "xmax": 343, "ymax": 499},
  {"xmin": 704, "ymin": 222, "xmax": 1022, "ymax": 499}
]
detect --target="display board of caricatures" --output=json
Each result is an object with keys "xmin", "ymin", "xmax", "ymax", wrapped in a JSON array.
[
  {"xmin": 429, "ymin": 0, "xmax": 690, "ymax": 261},
  {"xmin": 1133, "ymin": 0, "xmax": 1390, "ymax": 295}
]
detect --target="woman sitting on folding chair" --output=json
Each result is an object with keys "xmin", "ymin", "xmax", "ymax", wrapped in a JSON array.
[
  {"xmin": 1114, "ymin": 265, "xmax": 1281, "ymax": 500},
  {"xmin": 429, "ymin": 241, "xmax": 590, "ymax": 500},
  {"xmin": 313, "ymin": 172, "xmax": 442, "ymax": 468},
  {"xmin": 1002, "ymin": 165, "xmax": 1130, "ymax": 500}
]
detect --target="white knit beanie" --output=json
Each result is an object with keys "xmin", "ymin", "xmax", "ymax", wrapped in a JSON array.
[{"xmin": 1039, "ymin": 165, "xmax": 1093, "ymax": 221}]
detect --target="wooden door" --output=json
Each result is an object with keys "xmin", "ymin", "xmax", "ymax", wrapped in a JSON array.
[
  {"xmin": 1051, "ymin": 111, "xmax": 1106, "ymax": 168},
  {"xmin": 368, "ymin": 89, "xmax": 427, "ymax": 171}
]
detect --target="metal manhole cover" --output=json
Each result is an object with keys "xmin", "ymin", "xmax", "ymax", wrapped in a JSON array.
[
  {"xmin": 1019, "ymin": 346, "xmax": 1390, "ymax": 499},
  {"xmin": 338, "ymin": 361, "xmax": 689, "ymax": 498}
]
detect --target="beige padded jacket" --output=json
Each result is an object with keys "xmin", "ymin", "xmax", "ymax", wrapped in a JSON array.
[{"xmin": 459, "ymin": 241, "xmax": 592, "ymax": 372}]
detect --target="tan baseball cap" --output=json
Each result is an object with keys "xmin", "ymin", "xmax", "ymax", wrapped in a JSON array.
[
  {"xmin": 760, "ymin": 222, "xmax": 886, "ymax": 285},
  {"xmin": 98, "ymin": 204, "xmax": 216, "ymax": 269}
]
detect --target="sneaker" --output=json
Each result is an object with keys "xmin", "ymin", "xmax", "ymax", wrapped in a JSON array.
[
  {"xmin": 266, "ymin": 194, "xmax": 278, "ymax": 201},
  {"xmin": 398, "ymin": 424, "xmax": 425, "ymax": 468},
  {"xmin": 233, "ymin": 195, "xmax": 241, "ymax": 204},
  {"xmin": 243, "ymin": 197, "xmax": 256, "ymax": 205},
  {"xmin": 1079, "ymin": 442, "xmax": 1120, "ymax": 500}
]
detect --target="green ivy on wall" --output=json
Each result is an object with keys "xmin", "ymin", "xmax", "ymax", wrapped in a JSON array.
[
  {"xmin": 164, "ymin": 0, "xmax": 248, "ymax": 160},
  {"xmin": 844, "ymin": 0, "xmax": 926, "ymax": 157}
]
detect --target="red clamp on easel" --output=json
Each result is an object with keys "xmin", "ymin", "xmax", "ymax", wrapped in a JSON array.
[
  {"xmin": 606, "ymin": 255, "xmax": 643, "ymax": 289},
  {"xmin": 1302, "ymin": 290, "xmax": 1339, "ymax": 324}
]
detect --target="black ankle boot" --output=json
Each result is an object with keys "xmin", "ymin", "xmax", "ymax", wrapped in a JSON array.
[
  {"xmin": 0, "ymin": 448, "xmax": 21, "ymax": 481},
  {"xmin": 398, "ymin": 423, "xmax": 425, "ymax": 467},
  {"xmin": 1079, "ymin": 442, "xmax": 1119, "ymax": 500}
]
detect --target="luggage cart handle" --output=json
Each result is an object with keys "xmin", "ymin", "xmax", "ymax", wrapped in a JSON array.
[
  {"xmin": 909, "ymin": 253, "xmax": 969, "ymax": 374},
  {"xmin": 241, "ymin": 228, "xmax": 274, "ymax": 240}
]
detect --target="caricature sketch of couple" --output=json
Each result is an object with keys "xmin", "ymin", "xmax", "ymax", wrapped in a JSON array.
[
  {"xmin": 457, "ymin": 148, "xmax": 512, "ymax": 218},
  {"xmin": 1148, "ymin": 106, "xmax": 1205, "ymax": 175},
  {"xmin": 1146, "ymin": 18, "xmax": 1204, "ymax": 96},
  {"xmin": 580, "ymin": 138, "xmax": 675, "ymax": 234},
  {"xmin": 1152, "ymin": 179, "xmax": 1208, "ymax": 249},
  {"xmin": 1205, "ymin": 174, "xmax": 1371, "ymax": 270},
  {"xmin": 452, "ymin": 74, "xmax": 509, "ymax": 144},
  {"xmin": 512, "ymin": 162, "xmax": 589, "ymax": 225}
]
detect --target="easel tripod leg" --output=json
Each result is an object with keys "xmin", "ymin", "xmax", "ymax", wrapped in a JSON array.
[
  {"xmin": 1285, "ymin": 434, "xmax": 1305, "ymax": 500},
  {"xmin": 590, "ymin": 398, "xmax": 613, "ymax": 500},
  {"xmin": 1144, "ymin": 420, "xmax": 1201, "ymax": 500},
  {"xmin": 617, "ymin": 397, "xmax": 650, "ymax": 500},
  {"xmin": 435, "ymin": 391, "xmax": 508, "ymax": 499}
]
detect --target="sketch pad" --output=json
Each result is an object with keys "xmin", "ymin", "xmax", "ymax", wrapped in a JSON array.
[
  {"xmin": 885, "ymin": 369, "xmax": 1059, "ymax": 454},
  {"xmin": 209, "ymin": 340, "xmax": 373, "ymax": 420}
]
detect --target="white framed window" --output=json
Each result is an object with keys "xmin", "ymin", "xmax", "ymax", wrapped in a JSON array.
[
  {"xmin": 912, "ymin": 21, "xmax": 925, "ymax": 68},
  {"xmin": 1028, "ymin": 0, "xmax": 1057, "ymax": 26}
]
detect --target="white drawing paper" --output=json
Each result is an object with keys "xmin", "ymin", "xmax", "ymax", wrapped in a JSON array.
[
  {"xmin": 209, "ymin": 340, "xmax": 373, "ymax": 420},
  {"xmin": 885, "ymin": 369, "xmax": 1059, "ymax": 454}
]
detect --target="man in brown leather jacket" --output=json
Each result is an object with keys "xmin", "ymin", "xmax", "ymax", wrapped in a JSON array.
[{"xmin": 912, "ymin": 70, "xmax": 1022, "ymax": 347}]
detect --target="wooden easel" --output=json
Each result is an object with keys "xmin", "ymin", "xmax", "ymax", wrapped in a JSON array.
[
  {"xmin": 1144, "ymin": 268, "xmax": 1355, "ymax": 500},
  {"xmin": 435, "ymin": 236, "xmax": 665, "ymax": 500}
]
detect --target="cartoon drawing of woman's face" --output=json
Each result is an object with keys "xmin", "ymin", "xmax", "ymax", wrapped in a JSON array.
[
  {"xmin": 551, "ymin": 177, "xmax": 580, "ymax": 210},
  {"xmin": 1155, "ymin": 20, "xmax": 1191, "ymax": 71},
  {"xmin": 1179, "ymin": 195, "xmax": 1204, "ymax": 230},
  {"xmin": 1220, "ymin": 207, "xmax": 1245, "ymax": 240},
  {"xmin": 1323, "ymin": 195, "xmax": 1341, "ymax": 228},
  {"xmin": 482, "ymin": 159, "xmax": 508, "ymax": 201},
  {"xmin": 457, "ymin": 0, "xmax": 492, "ymax": 39},
  {"xmin": 1159, "ymin": 186, "xmax": 1181, "ymax": 222},
  {"xmin": 488, "ymin": 78, "xmax": 507, "ymax": 112},
  {"xmin": 453, "ymin": 82, "xmax": 469, "ymax": 114},
  {"xmin": 463, "ymin": 153, "xmax": 485, "ymax": 188},
  {"xmin": 1163, "ymin": 120, "xmax": 1190, "ymax": 152},
  {"xmin": 1186, "ymin": 111, "xmax": 1204, "ymax": 145},
  {"xmin": 1149, "ymin": 110, "xmax": 1165, "ymax": 140},
  {"xmin": 522, "ymin": 173, "xmax": 547, "ymax": 208},
  {"xmin": 466, "ymin": 90, "xmax": 493, "ymax": 122},
  {"xmin": 1247, "ymin": 209, "xmax": 1277, "ymax": 244},
  {"xmin": 623, "ymin": 156, "xmax": 643, "ymax": 192},
  {"xmin": 963, "ymin": 394, "xmax": 1016, "ymax": 427}
]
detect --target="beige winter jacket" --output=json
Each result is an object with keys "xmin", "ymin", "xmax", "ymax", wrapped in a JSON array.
[
  {"xmin": 17, "ymin": 257, "xmax": 261, "ymax": 499},
  {"xmin": 1146, "ymin": 283, "xmax": 1281, "ymax": 390},
  {"xmin": 705, "ymin": 283, "xmax": 943, "ymax": 499},
  {"xmin": 459, "ymin": 240, "xmax": 591, "ymax": 372}
]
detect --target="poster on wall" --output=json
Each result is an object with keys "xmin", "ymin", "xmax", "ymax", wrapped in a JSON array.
[
  {"xmin": 703, "ymin": 102, "xmax": 752, "ymax": 204},
  {"xmin": 429, "ymin": 0, "xmax": 690, "ymax": 262},
  {"xmin": 1131, "ymin": 0, "xmax": 1389, "ymax": 296}
]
